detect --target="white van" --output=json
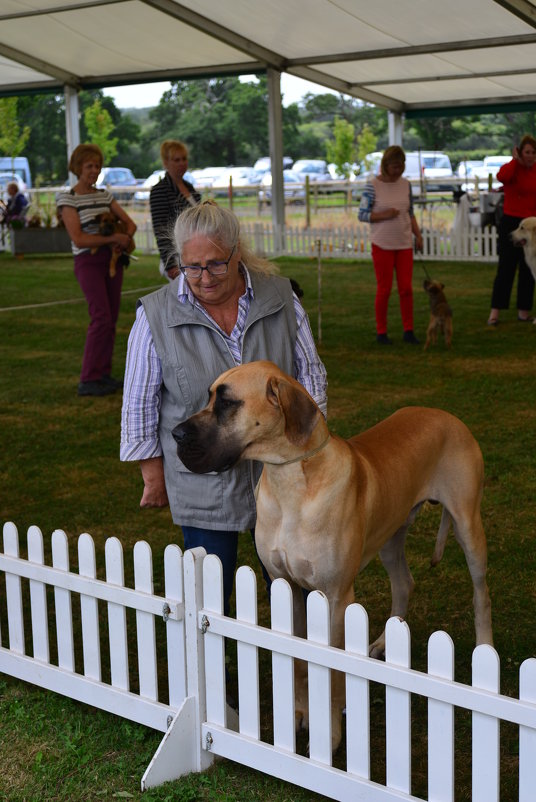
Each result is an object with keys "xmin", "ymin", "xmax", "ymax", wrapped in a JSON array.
[
  {"xmin": 0, "ymin": 157, "xmax": 32, "ymax": 188},
  {"xmin": 404, "ymin": 151, "xmax": 455, "ymax": 192}
]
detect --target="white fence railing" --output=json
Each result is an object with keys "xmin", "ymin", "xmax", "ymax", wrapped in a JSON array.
[
  {"xmin": 133, "ymin": 219, "xmax": 498, "ymax": 262},
  {"xmin": 2, "ymin": 522, "xmax": 535, "ymax": 799}
]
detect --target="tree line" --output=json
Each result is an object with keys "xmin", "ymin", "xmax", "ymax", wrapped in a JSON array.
[{"xmin": 1, "ymin": 74, "xmax": 536, "ymax": 185}]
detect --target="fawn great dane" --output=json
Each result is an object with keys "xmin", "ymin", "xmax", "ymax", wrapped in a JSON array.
[{"xmin": 173, "ymin": 360, "xmax": 493, "ymax": 750}]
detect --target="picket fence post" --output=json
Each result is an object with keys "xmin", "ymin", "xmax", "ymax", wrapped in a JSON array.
[
  {"xmin": 385, "ymin": 617, "xmax": 412, "ymax": 795},
  {"xmin": 141, "ymin": 546, "xmax": 212, "ymax": 790},
  {"xmin": 344, "ymin": 603, "xmax": 370, "ymax": 780},
  {"xmin": 519, "ymin": 658, "xmax": 536, "ymax": 801},
  {"xmin": 472, "ymin": 644, "xmax": 500, "ymax": 802},
  {"xmin": 271, "ymin": 578, "xmax": 296, "ymax": 753},
  {"xmin": 427, "ymin": 631, "xmax": 455, "ymax": 802}
]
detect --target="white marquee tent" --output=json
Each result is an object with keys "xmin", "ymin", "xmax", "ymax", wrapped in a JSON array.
[{"xmin": 2, "ymin": 0, "xmax": 536, "ymax": 232}]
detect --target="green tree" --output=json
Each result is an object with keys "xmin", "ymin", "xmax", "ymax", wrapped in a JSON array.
[
  {"xmin": 83, "ymin": 99, "xmax": 118, "ymax": 162},
  {"xmin": 326, "ymin": 117, "xmax": 355, "ymax": 177},
  {"xmin": 356, "ymin": 123, "xmax": 378, "ymax": 166},
  {"xmin": 0, "ymin": 97, "xmax": 31, "ymax": 171}
]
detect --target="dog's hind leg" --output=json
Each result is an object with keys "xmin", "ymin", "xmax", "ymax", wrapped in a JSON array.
[
  {"xmin": 451, "ymin": 511, "xmax": 493, "ymax": 646},
  {"xmin": 369, "ymin": 523, "xmax": 415, "ymax": 659}
]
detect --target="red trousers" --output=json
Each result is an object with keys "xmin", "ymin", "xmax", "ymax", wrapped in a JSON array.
[
  {"xmin": 371, "ymin": 244, "xmax": 414, "ymax": 334},
  {"xmin": 74, "ymin": 248, "xmax": 124, "ymax": 382}
]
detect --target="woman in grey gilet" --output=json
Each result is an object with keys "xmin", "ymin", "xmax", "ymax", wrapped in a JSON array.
[{"xmin": 120, "ymin": 201, "xmax": 327, "ymax": 615}]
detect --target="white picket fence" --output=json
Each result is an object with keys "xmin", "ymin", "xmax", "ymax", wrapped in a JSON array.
[
  {"xmin": 2, "ymin": 522, "xmax": 536, "ymax": 800},
  {"xmin": 134, "ymin": 219, "xmax": 498, "ymax": 263}
]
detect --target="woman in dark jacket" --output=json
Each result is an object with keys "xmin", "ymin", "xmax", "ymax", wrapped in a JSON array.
[{"xmin": 149, "ymin": 139, "xmax": 201, "ymax": 280}]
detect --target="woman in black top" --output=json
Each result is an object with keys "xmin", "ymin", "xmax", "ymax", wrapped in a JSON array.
[{"xmin": 150, "ymin": 139, "xmax": 201, "ymax": 280}]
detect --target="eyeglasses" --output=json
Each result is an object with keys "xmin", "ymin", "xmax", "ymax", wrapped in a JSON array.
[{"xmin": 179, "ymin": 244, "xmax": 236, "ymax": 279}]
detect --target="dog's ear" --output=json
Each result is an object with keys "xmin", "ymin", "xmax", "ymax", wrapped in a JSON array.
[
  {"xmin": 440, "ymin": 282, "xmax": 445, "ymax": 290},
  {"xmin": 266, "ymin": 376, "xmax": 319, "ymax": 446}
]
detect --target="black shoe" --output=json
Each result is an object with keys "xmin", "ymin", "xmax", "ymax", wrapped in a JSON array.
[
  {"xmin": 102, "ymin": 374, "xmax": 124, "ymax": 389},
  {"xmin": 403, "ymin": 330, "xmax": 420, "ymax": 344},
  {"xmin": 78, "ymin": 380, "xmax": 116, "ymax": 397},
  {"xmin": 376, "ymin": 333, "xmax": 393, "ymax": 345}
]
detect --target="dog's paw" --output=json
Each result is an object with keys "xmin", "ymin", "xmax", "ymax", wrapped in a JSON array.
[
  {"xmin": 369, "ymin": 636, "xmax": 386, "ymax": 660},
  {"xmin": 295, "ymin": 707, "xmax": 309, "ymax": 733}
]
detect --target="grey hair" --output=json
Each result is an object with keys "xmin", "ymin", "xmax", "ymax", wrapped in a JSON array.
[{"xmin": 173, "ymin": 200, "xmax": 277, "ymax": 275}]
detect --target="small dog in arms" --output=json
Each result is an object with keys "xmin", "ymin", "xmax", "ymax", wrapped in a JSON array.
[
  {"xmin": 173, "ymin": 360, "xmax": 493, "ymax": 752},
  {"xmin": 423, "ymin": 279, "xmax": 453, "ymax": 349},
  {"xmin": 91, "ymin": 212, "xmax": 135, "ymax": 277}
]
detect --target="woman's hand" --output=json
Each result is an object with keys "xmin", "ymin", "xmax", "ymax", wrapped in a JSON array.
[
  {"xmin": 383, "ymin": 207, "xmax": 400, "ymax": 220},
  {"xmin": 415, "ymin": 233, "xmax": 424, "ymax": 251},
  {"xmin": 139, "ymin": 457, "xmax": 169, "ymax": 508},
  {"xmin": 112, "ymin": 232, "xmax": 132, "ymax": 250}
]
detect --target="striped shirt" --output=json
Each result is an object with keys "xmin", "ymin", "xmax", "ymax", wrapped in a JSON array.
[
  {"xmin": 56, "ymin": 188, "xmax": 114, "ymax": 255},
  {"xmin": 149, "ymin": 173, "xmax": 201, "ymax": 271},
  {"xmin": 120, "ymin": 267, "xmax": 328, "ymax": 461}
]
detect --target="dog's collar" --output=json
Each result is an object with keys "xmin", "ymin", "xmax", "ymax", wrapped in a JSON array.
[{"xmin": 267, "ymin": 433, "xmax": 331, "ymax": 466}]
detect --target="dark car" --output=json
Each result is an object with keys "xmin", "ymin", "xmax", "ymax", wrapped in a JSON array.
[{"xmin": 96, "ymin": 167, "xmax": 137, "ymax": 200}]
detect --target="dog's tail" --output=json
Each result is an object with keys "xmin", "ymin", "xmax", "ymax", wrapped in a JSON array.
[{"xmin": 430, "ymin": 507, "xmax": 451, "ymax": 566}]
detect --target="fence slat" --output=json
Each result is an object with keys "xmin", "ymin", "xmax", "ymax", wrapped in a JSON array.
[
  {"xmin": 428, "ymin": 631, "xmax": 455, "ymax": 802},
  {"xmin": 307, "ymin": 590, "xmax": 332, "ymax": 765},
  {"xmin": 236, "ymin": 566, "xmax": 260, "ymax": 739},
  {"xmin": 164, "ymin": 544, "xmax": 186, "ymax": 707},
  {"xmin": 202, "ymin": 553, "xmax": 227, "ymax": 727},
  {"xmin": 472, "ymin": 644, "xmax": 500, "ymax": 802},
  {"xmin": 105, "ymin": 537, "xmax": 129, "ymax": 691},
  {"xmin": 134, "ymin": 540, "xmax": 158, "ymax": 700},
  {"xmin": 271, "ymin": 578, "xmax": 296, "ymax": 753},
  {"xmin": 385, "ymin": 617, "xmax": 411, "ymax": 795},
  {"xmin": 345, "ymin": 603, "xmax": 370, "ymax": 779},
  {"xmin": 27, "ymin": 525, "xmax": 50, "ymax": 663},
  {"xmin": 3, "ymin": 522, "xmax": 25, "ymax": 654},
  {"xmin": 51, "ymin": 529, "xmax": 74, "ymax": 671},
  {"xmin": 78, "ymin": 533, "xmax": 101, "ymax": 681},
  {"xmin": 519, "ymin": 658, "xmax": 536, "ymax": 802}
]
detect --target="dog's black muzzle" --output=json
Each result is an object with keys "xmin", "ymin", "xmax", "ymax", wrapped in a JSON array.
[{"xmin": 172, "ymin": 419, "xmax": 240, "ymax": 474}]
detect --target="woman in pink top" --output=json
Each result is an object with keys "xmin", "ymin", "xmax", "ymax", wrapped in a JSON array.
[
  {"xmin": 359, "ymin": 146, "xmax": 423, "ymax": 345},
  {"xmin": 487, "ymin": 135, "xmax": 536, "ymax": 326}
]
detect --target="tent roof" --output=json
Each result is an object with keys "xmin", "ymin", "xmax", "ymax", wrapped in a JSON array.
[{"xmin": 3, "ymin": 0, "xmax": 536, "ymax": 113}]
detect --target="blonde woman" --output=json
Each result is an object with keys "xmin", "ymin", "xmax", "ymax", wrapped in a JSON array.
[{"xmin": 150, "ymin": 139, "xmax": 201, "ymax": 280}]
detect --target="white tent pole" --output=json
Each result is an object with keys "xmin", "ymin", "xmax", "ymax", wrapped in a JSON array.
[
  {"xmin": 267, "ymin": 68, "xmax": 285, "ymax": 253},
  {"xmin": 388, "ymin": 111, "xmax": 404, "ymax": 146},
  {"xmin": 64, "ymin": 84, "xmax": 80, "ymax": 187}
]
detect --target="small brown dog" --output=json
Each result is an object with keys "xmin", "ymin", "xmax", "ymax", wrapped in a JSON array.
[
  {"xmin": 423, "ymin": 279, "xmax": 453, "ymax": 350},
  {"xmin": 92, "ymin": 212, "xmax": 135, "ymax": 277}
]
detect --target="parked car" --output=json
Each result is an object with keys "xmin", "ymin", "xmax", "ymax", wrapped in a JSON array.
[
  {"xmin": 96, "ymin": 166, "xmax": 137, "ymax": 200},
  {"xmin": 210, "ymin": 166, "xmax": 260, "ymax": 195},
  {"xmin": 133, "ymin": 169, "xmax": 195, "ymax": 202},
  {"xmin": 464, "ymin": 155, "xmax": 511, "ymax": 190},
  {"xmin": 404, "ymin": 152, "xmax": 455, "ymax": 192},
  {"xmin": 291, "ymin": 159, "xmax": 332, "ymax": 188},
  {"xmin": 189, "ymin": 166, "xmax": 228, "ymax": 191},
  {"xmin": 327, "ymin": 162, "xmax": 359, "ymax": 181},
  {"xmin": 456, "ymin": 159, "xmax": 484, "ymax": 178},
  {"xmin": 259, "ymin": 170, "xmax": 306, "ymax": 203},
  {"xmin": 253, "ymin": 156, "xmax": 293, "ymax": 173}
]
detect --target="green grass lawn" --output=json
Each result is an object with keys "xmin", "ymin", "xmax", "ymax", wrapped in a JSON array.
[{"xmin": 1, "ymin": 250, "xmax": 535, "ymax": 801}]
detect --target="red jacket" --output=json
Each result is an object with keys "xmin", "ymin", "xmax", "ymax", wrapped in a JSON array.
[{"xmin": 497, "ymin": 159, "xmax": 536, "ymax": 218}]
